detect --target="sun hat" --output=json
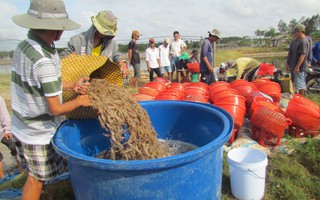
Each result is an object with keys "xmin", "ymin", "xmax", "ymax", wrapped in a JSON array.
[
  {"xmin": 164, "ymin": 37, "xmax": 170, "ymax": 44},
  {"xmin": 293, "ymin": 24, "xmax": 305, "ymax": 33},
  {"xmin": 91, "ymin": 10, "xmax": 118, "ymax": 36},
  {"xmin": 11, "ymin": 0, "xmax": 80, "ymax": 30},
  {"xmin": 149, "ymin": 38, "xmax": 155, "ymax": 43},
  {"xmin": 226, "ymin": 59, "xmax": 236, "ymax": 68},
  {"xmin": 208, "ymin": 29, "xmax": 221, "ymax": 40}
]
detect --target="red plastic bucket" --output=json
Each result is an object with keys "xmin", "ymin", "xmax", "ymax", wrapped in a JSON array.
[
  {"xmin": 187, "ymin": 62, "xmax": 200, "ymax": 73},
  {"xmin": 167, "ymin": 83, "xmax": 186, "ymax": 91},
  {"xmin": 209, "ymin": 88, "xmax": 240, "ymax": 103},
  {"xmin": 184, "ymin": 95, "xmax": 209, "ymax": 103},
  {"xmin": 214, "ymin": 102, "xmax": 246, "ymax": 129},
  {"xmin": 214, "ymin": 95, "xmax": 246, "ymax": 106},
  {"xmin": 138, "ymin": 86, "xmax": 160, "ymax": 97},
  {"xmin": 253, "ymin": 78, "xmax": 271, "ymax": 88},
  {"xmin": 257, "ymin": 82, "xmax": 281, "ymax": 102},
  {"xmin": 132, "ymin": 93, "xmax": 155, "ymax": 101},
  {"xmin": 289, "ymin": 94, "xmax": 319, "ymax": 113},
  {"xmin": 144, "ymin": 82, "xmax": 167, "ymax": 92},
  {"xmin": 230, "ymin": 79, "xmax": 249, "ymax": 88},
  {"xmin": 232, "ymin": 82, "xmax": 257, "ymax": 97}
]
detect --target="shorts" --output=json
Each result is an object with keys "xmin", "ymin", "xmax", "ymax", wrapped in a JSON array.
[
  {"xmin": 16, "ymin": 139, "xmax": 66, "ymax": 181},
  {"xmin": 178, "ymin": 60, "xmax": 188, "ymax": 71},
  {"xmin": 171, "ymin": 56, "xmax": 179, "ymax": 72},
  {"xmin": 294, "ymin": 71, "xmax": 307, "ymax": 91},
  {"xmin": 161, "ymin": 66, "xmax": 172, "ymax": 73},
  {"xmin": 1, "ymin": 137, "xmax": 17, "ymax": 156},
  {"xmin": 132, "ymin": 64, "xmax": 141, "ymax": 79}
]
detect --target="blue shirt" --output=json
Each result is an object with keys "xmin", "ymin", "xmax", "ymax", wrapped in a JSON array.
[
  {"xmin": 312, "ymin": 41, "xmax": 320, "ymax": 64},
  {"xmin": 200, "ymin": 38, "xmax": 213, "ymax": 73}
]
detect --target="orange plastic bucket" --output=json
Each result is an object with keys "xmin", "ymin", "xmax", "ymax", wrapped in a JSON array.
[
  {"xmin": 232, "ymin": 82, "xmax": 257, "ymax": 97},
  {"xmin": 257, "ymin": 82, "xmax": 281, "ymax": 102},
  {"xmin": 132, "ymin": 93, "xmax": 155, "ymax": 101},
  {"xmin": 184, "ymin": 95, "xmax": 209, "ymax": 103},
  {"xmin": 253, "ymin": 78, "xmax": 271, "ymax": 88},
  {"xmin": 230, "ymin": 79, "xmax": 249, "ymax": 88},
  {"xmin": 144, "ymin": 82, "xmax": 167, "ymax": 92},
  {"xmin": 251, "ymin": 106, "xmax": 292, "ymax": 146},
  {"xmin": 289, "ymin": 94, "xmax": 319, "ymax": 113},
  {"xmin": 138, "ymin": 86, "xmax": 160, "ymax": 97},
  {"xmin": 185, "ymin": 87, "xmax": 208, "ymax": 96},
  {"xmin": 167, "ymin": 83, "xmax": 186, "ymax": 91},
  {"xmin": 214, "ymin": 102, "xmax": 246, "ymax": 129},
  {"xmin": 209, "ymin": 88, "xmax": 240, "ymax": 103},
  {"xmin": 285, "ymin": 101, "xmax": 320, "ymax": 131},
  {"xmin": 214, "ymin": 95, "xmax": 246, "ymax": 107},
  {"xmin": 188, "ymin": 82, "xmax": 209, "ymax": 91},
  {"xmin": 187, "ymin": 62, "xmax": 200, "ymax": 73}
]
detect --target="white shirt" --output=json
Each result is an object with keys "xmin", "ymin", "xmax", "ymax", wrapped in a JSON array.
[
  {"xmin": 170, "ymin": 39, "xmax": 186, "ymax": 56},
  {"xmin": 213, "ymin": 67, "xmax": 228, "ymax": 82},
  {"xmin": 158, "ymin": 44, "xmax": 171, "ymax": 67},
  {"xmin": 145, "ymin": 47, "xmax": 160, "ymax": 68}
]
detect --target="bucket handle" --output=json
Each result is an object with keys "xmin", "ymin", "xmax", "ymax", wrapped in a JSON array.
[{"xmin": 248, "ymin": 169, "xmax": 266, "ymax": 179}]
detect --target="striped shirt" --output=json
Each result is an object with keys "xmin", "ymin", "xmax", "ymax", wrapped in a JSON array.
[{"xmin": 10, "ymin": 31, "xmax": 64, "ymax": 145}]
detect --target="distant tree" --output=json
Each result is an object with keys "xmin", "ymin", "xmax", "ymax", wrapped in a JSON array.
[{"xmin": 278, "ymin": 20, "xmax": 288, "ymax": 33}]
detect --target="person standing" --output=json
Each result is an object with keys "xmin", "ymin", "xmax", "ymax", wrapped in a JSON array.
[
  {"xmin": 11, "ymin": 0, "xmax": 92, "ymax": 199},
  {"xmin": 65, "ymin": 10, "xmax": 124, "ymax": 67},
  {"xmin": 128, "ymin": 30, "xmax": 141, "ymax": 87},
  {"xmin": 190, "ymin": 49, "xmax": 200, "ymax": 63},
  {"xmin": 159, "ymin": 38, "xmax": 172, "ymax": 81},
  {"xmin": 170, "ymin": 31, "xmax": 187, "ymax": 81},
  {"xmin": 200, "ymin": 29, "xmax": 221, "ymax": 85},
  {"xmin": 145, "ymin": 38, "xmax": 162, "ymax": 82},
  {"xmin": 286, "ymin": 24, "xmax": 310, "ymax": 96},
  {"xmin": 0, "ymin": 96, "xmax": 23, "ymax": 179}
]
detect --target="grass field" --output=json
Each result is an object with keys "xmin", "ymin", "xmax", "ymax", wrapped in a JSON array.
[{"xmin": 0, "ymin": 47, "xmax": 319, "ymax": 199}]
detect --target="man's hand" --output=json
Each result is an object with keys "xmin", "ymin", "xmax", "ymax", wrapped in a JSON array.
[{"xmin": 74, "ymin": 78, "xmax": 90, "ymax": 94}]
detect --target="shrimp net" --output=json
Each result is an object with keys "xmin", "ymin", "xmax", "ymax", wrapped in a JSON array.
[{"xmin": 88, "ymin": 79, "xmax": 171, "ymax": 160}]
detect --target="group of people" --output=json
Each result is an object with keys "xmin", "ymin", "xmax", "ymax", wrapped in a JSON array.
[{"xmin": 2, "ymin": 0, "xmax": 317, "ymax": 199}]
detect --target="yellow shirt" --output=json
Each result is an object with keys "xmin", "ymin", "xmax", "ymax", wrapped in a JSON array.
[
  {"xmin": 92, "ymin": 44, "xmax": 102, "ymax": 56},
  {"xmin": 235, "ymin": 57, "xmax": 260, "ymax": 79}
]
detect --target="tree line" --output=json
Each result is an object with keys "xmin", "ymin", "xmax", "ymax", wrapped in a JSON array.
[{"xmin": 1, "ymin": 14, "xmax": 319, "ymax": 59}]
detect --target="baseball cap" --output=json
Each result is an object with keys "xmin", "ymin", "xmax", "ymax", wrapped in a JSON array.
[
  {"xmin": 164, "ymin": 37, "xmax": 170, "ymax": 44},
  {"xmin": 149, "ymin": 38, "xmax": 155, "ymax": 43},
  {"xmin": 219, "ymin": 63, "xmax": 227, "ymax": 70},
  {"xmin": 293, "ymin": 24, "xmax": 305, "ymax": 32}
]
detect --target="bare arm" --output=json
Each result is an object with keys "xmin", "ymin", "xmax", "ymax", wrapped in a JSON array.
[
  {"xmin": 128, "ymin": 49, "xmax": 133, "ymax": 65},
  {"xmin": 47, "ymin": 95, "xmax": 91, "ymax": 116}
]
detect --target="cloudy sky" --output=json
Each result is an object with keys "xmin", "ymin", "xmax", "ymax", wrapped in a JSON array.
[{"xmin": 0, "ymin": 0, "xmax": 319, "ymax": 50}]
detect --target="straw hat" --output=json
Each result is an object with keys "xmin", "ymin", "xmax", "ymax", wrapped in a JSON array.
[
  {"xmin": 91, "ymin": 10, "xmax": 118, "ymax": 36},
  {"xmin": 11, "ymin": 0, "xmax": 80, "ymax": 30}
]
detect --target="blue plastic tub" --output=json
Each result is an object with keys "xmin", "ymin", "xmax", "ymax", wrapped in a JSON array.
[{"xmin": 52, "ymin": 101, "xmax": 233, "ymax": 200}]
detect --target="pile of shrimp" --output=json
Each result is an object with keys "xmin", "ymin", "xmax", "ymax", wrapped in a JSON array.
[{"xmin": 88, "ymin": 79, "xmax": 171, "ymax": 160}]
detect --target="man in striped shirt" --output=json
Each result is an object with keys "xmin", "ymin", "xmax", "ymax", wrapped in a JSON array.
[{"xmin": 11, "ymin": 0, "xmax": 91, "ymax": 199}]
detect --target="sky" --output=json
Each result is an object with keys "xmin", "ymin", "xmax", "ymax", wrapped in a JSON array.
[{"xmin": 0, "ymin": 0, "xmax": 319, "ymax": 51}]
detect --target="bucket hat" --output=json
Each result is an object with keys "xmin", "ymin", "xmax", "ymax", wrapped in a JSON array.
[
  {"xmin": 208, "ymin": 29, "xmax": 221, "ymax": 40},
  {"xmin": 91, "ymin": 10, "xmax": 118, "ymax": 36},
  {"xmin": 11, "ymin": 0, "xmax": 80, "ymax": 30}
]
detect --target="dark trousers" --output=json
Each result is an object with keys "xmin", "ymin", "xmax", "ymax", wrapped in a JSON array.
[
  {"xmin": 200, "ymin": 72, "xmax": 215, "ymax": 85},
  {"xmin": 149, "ymin": 68, "xmax": 162, "ymax": 82}
]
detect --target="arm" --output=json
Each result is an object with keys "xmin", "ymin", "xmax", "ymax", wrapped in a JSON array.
[
  {"xmin": 0, "ymin": 97, "xmax": 11, "ymax": 136},
  {"xmin": 294, "ymin": 53, "xmax": 306, "ymax": 73},
  {"xmin": 128, "ymin": 41, "xmax": 133, "ymax": 65}
]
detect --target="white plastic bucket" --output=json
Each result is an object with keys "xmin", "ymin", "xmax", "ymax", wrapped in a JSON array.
[{"xmin": 227, "ymin": 147, "xmax": 268, "ymax": 200}]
